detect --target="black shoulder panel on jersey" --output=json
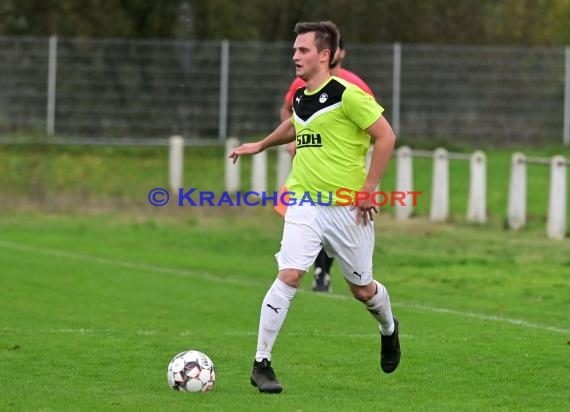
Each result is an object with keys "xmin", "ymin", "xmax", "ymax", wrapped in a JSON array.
[{"xmin": 292, "ymin": 79, "xmax": 346, "ymax": 121}]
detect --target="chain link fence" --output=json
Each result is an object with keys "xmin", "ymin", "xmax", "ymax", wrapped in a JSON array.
[{"xmin": 0, "ymin": 36, "xmax": 569, "ymax": 146}]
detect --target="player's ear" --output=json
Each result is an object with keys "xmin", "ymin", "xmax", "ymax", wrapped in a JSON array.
[{"xmin": 320, "ymin": 48, "xmax": 330, "ymax": 64}]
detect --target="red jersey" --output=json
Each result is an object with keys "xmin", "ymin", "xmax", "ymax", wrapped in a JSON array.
[{"xmin": 284, "ymin": 68, "xmax": 374, "ymax": 106}]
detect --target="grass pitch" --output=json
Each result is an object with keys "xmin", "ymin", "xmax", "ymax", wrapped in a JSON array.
[{"xmin": 1, "ymin": 211, "xmax": 568, "ymax": 411}]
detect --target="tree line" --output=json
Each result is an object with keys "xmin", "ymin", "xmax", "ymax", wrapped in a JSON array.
[{"xmin": 1, "ymin": 0, "xmax": 569, "ymax": 46}]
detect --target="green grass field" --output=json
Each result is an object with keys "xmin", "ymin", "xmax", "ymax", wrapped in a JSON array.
[
  {"xmin": 0, "ymin": 144, "xmax": 569, "ymax": 411},
  {"xmin": 1, "ymin": 211, "xmax": 569, "ymax": 411}
]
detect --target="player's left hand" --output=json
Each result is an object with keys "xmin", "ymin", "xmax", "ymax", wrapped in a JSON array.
[{"xmin": 351, "ymin": 183, "xmax": 378, "ymax": 226}]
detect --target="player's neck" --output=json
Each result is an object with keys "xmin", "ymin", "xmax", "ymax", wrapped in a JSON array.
[{"xmin": 305, "ymin": 70, "xmax": 331, "ymax": 93}]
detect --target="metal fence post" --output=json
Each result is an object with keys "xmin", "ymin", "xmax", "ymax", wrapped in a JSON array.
[
  {"xmin": 46, "ymin": 35, "xmax": 58, "ymax": 135},
  {"xmin": 563, "ymin": 47, "xmax": 570, "ymax": 146},
  {"xmin": 392, "ymin": 42, "xmax": 401, "ymax": 136},
  {"xmin": 219, "ymin": 40, "xmax": 230, "ymax": 142}
]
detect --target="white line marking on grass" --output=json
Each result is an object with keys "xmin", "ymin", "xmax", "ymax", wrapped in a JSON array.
[
  {"xmin": 54, "ymin": 328, "xmax": 96, "ymax": 334},
  {"xmin": 396, "ymin": 302, "xmax": 570, "ymax": 335},
  {"xmin": 220, "ymin": 331, "xmax": 415, "ymax": 339},
  {"xmin": 1, "ymin": 239, "xmax": 568, "ymax": 336},
  {"xmin": 0, "ymin": 326, "xmax": 413, "ymax": 339},
  {"xmin": 0, "ymin": 239, "xmax": 259, "ymax": 288},
  {"xmin": 307, "ymin": 293, "xmax": 570, "ymax": 334}
]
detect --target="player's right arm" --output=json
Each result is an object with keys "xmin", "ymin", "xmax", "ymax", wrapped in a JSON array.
[
  {"xmin": 280, "ymin": 99, "xmax": 297, "ymax": 157},
  {"xmin": 280, "ymin": 98, "xmax": 293, "ymax": 123},
  {"xmin": 228, "ymin": 119, "xmax": 295, "ymax": 163}
]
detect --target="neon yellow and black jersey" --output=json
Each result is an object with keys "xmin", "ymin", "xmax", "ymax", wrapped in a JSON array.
[{"xmin": 287, "ymin": 76, "xmax": 384, "ymax": 204}]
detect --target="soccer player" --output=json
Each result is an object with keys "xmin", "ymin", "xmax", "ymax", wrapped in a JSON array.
[
  {"xmin": 278, "ymin": 37, "xmax": 376, "ymax": 294},
  {"xmin": 229, "ymin": 21, "xmax": 400, "ymax": 394}
]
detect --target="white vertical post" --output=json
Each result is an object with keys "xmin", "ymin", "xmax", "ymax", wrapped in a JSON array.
[
  {"xmin": 225, "ymin": 137, "xmax": 240, "ymax": 193},
  {"xmin": 563, "ymin": 47, "xmax": 570, "ymax": 146},
  {"xmin": 169, "ymin": 136, "xmax": 184, "ymax": 192},
  {"xmin": 547, "ymin": 156, "xmax": 567, "ymax": 239},
  {"xmin": 395, "ymin": 146, "xmax": 413, "ymax": 220},
  {"xmin": 46, "ymin": 35, "xmax": 58, "ymax": 135},
  {"xmin": 392, "ymin": 42, "xmax": 401, "ymax": 136},
  {"xmin": 467, "ymin": 151, "xmax": 487, "ymax": 223},
  {"xmin": 507, "ymin": 153, "xmax": 527, "ymax": 230},
  {"xmin": 276, "ymin": 145, "xmax": 291, "ymax": 189},
  {"xmin": 430, "ymin": 148, "xmax": 449, "ymax": 222},
  {"xmin": 218, "ymin": 40, "xmax": 230, "ymax": 142},
  {"xmin": 251, "ymin": 151, "xmax": 267, "ymax": 193}
]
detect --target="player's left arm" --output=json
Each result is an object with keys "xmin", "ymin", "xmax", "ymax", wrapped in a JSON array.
[
  {"xmin": 364, "ymin": 116, "xmax": 396, "ymax": 191},
  {"xmin": 342, "ymin": 86, "xmax": 396, "ymax": 224},
  {"xmin": 353, "ymin": 115, "xmax": 396, "ymax": 225}
]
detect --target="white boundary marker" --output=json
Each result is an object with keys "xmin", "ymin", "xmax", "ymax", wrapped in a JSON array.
[
  {"xmin": 0, "ymin": 239, "xmax": 567, "ymax": 335},
  {"xmin": 168, "ymin": 135, "xmax": 184, "ymax": 192}
]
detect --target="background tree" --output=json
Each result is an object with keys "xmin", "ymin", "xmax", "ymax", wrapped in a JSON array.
[
  {"xmin": 1, "ymin": 0, "xmax": 570, "ymax": 46},
  {"xmin": 0, "ymin": 0, "xmax": 180, "ymax": 38}
]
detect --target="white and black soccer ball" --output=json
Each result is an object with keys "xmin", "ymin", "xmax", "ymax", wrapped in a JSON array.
[{"xmin": 167, "ymin": 350, "xmax": 216, "ymax": 392}]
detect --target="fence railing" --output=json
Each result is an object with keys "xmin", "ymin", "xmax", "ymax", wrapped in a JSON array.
[
  {"xmin": 212, "ymin": 139, "xmax": 568, "ymax": 239},
  {"xmin": 507, "ymin": 153, "xmax": 568, "ymax": 239},
  {"xmin": 1, "ymin": 36, "xmax": 570, "ymax": 146}
]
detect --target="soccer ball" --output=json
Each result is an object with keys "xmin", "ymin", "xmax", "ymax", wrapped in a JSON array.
[{"xmin": 167, "ymin": 350, "xmax": 216, "ymax": 392}]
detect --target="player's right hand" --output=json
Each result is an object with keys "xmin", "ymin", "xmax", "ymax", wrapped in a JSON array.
[{"xmin": 228, "ymin": 142, "xmax": 264, "ymax": 164}]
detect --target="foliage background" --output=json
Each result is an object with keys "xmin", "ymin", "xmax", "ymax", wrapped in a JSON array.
[{"xmin": 2, "ymin": 0, "xmax": 570, "ymax": 46}]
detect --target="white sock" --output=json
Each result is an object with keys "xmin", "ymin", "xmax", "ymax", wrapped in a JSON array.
[
  {"xmin": 255, "ymin": 278, "xmax": 297, "ymax": 362},
  {"xmin": 364, "ymin": 280, "xmax": 395, "ymax": 336}
]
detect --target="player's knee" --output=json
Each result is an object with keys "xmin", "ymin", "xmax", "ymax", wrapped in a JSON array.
[
  {"xmin": 350, "ymin": 282, "xmax": 376, "ymax": 302},
  {"xmin": 277, "ymin": 268, "xmax": 304, "ymax": 288}
]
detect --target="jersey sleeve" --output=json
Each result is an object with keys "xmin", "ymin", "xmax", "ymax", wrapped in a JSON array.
[
  {"xmin": 284, "ymin": 78, "xmax": 306, "ymax": 107},
  {"xmin": 342, "ymin": 85, "xmax": 384, "ymax": 130}
]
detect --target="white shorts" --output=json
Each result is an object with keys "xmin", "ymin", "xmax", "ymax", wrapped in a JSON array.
[{"xmin": 275, "ymin": 204, "xmax": 375, "ymax": 286}]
